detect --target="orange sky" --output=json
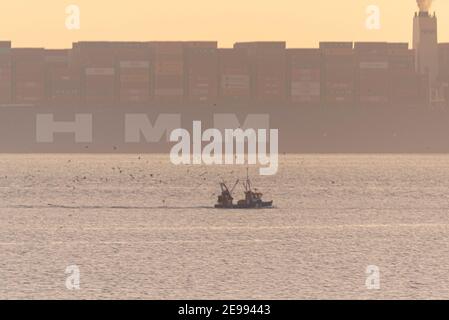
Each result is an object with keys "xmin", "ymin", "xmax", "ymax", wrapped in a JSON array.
[{"xmin": 0, "ymin": 0, "xmax": 448, "ymax": 49}]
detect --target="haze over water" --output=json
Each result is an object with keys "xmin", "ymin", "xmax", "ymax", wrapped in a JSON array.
[{"xmin": 1, "ymin": 154, "xmax": 449, "ymax": 299}]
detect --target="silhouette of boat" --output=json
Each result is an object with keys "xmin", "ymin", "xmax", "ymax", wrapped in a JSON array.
[{"xmin": 214, "ymin": 171, "xmax": 273, "ymax": 209}]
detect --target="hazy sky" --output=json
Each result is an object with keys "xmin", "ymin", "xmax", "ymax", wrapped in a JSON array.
[{"xmin": 1, "ymin": 0, "xmax": 448, "ymax": 48}]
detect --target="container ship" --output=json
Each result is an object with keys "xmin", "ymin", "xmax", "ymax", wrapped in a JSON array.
[{"xmin": 1, "ymin": 8, "xmax": 449, "ymax": 153}]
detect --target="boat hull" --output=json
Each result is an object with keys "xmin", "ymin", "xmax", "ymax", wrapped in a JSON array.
[{"xmin": 214, "ymin": 201, "xmax": 273, "ymax": 209}]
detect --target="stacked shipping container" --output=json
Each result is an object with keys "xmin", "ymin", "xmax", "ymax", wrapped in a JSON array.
[
  {"xmin": 354, "ymin": 42, "xmax": 390, "ymax": 106},
  {"xmin": 73, "ymin": 42, "xmax": 116, "ymax": 105},
  {"xmin": 287, "ymin": 49, "xmax": 321, "ymax": 105},
  {"xmin": 0, "ymin": 41, "xmax": 12, "ymax": 104},
  {"xmin": 185, "ymin": 42, "xmax": 218, "ymax": 103},
  {"xmin": 218, "ymin": 48, "xmax": 251, "ymax": 102},
  {"xmin": 320, "ymin": 42, "xmax": 355, "ymax": 106},
  {"xmin": 151, "ymin": 42, "xmax": 185, "ymax": 103},
  {"xmin": 45, "ymin": 49, "xmax": 80, "ymax": 103},
  {"xmin": 234, "ymin": 42, "xmax": 287, "ymax": 102},
  {"xmin": 439, "ymin": 43, "xmax": 449, "ymax": 106},
  {"xmin": 388, "ymin": 43, "xmax": 427, "ymax": 106},
  {"xmin": 0, "ymin": 40, "xmax": 441, "ymax": 107},
  {"xmin": 12, "ymin": 48, "xmax": 46, "ymax": 104},
  {"xmin": 115, "ymin": 42, "xmax": 152, "ymax": 104}
]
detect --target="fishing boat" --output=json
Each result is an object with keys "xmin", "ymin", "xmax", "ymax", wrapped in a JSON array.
[{"xmin": 214, "ymin": 172, "xmax": 273, "ymax": 209}]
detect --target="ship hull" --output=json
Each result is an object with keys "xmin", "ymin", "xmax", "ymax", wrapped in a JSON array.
[{"xmin": 1, "ymin": 102, "xmax": 449, "ymax": 153}]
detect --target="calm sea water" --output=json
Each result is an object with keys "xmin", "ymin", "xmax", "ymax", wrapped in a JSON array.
[{"xmin": 1, "ymin": 154, "xmax": 449, "ymax": 299}]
